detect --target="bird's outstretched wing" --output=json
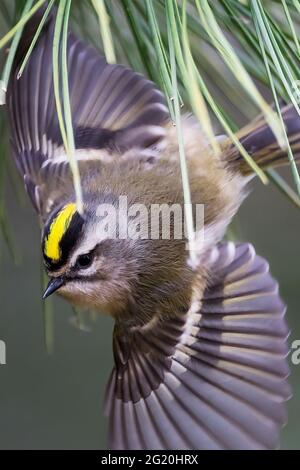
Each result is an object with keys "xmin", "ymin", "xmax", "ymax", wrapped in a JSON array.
[
  {"xmin": 105, "ymin": 242, "xmax": 290, "ymax": 450},
  {"xmin": 7, "ymin": 8, "xmax": 169, "ymax": 220}
]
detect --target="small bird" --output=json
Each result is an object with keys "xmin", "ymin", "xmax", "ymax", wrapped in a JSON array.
[{"xmin": 6, "ymin": 8, "xmax": 295, "ymax": 450}]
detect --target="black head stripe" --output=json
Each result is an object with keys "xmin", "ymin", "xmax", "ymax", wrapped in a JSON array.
[{"xmin": 43, "ymin": 209, "xmax": 85, "ymax": 271}]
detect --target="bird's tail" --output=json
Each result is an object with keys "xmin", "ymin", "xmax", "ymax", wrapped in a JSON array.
[{"xmin": 221, "ymin": 104, "xmax": 300, "ymax": 175}]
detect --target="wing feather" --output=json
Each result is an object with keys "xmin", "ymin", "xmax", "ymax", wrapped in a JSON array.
[
  {"xmin": 105, "ymin": 242, "xmax": 291, "ymax": 450},
  {"xmin": 7, "ymin": 8, "xmax": 169, "ymax": 219}
]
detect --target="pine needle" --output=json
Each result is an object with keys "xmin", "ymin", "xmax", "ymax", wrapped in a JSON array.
[
  {"xmin": 91, "ymin": 0, "xmax": 116, "ymax": 64},
  {"xmin": 53, "ymin": 0, "xmax": 83, "ymax": 213},
  {"xmin": 0, "ymin": 0, "xmax": 47, "ymax": 50},
  {"xmin": 146, "ymin": 0, "xmax": 173, "ymax": 97},
  {"xmin": 167, "ymin": 11, "xmax": 197, "ymax": 269},
  {"xmin": 42, "ymin": 268, "xmax": 54, "ymax": 354},
  {"xmin": 196, "ymin": 0, "xmax": 285, "ymax": 152},
  {"xmin": 167, "ymin": 0, "xmax": 267, "ymax": 184},
  {"xmin": 17, "ymin": 0, "xmax": 56, "ymax": 79},
  {"xmin": 254, "ymin": 11, "xmax": 300, "ymax": 196},
  {"xmin": 181, "ymin": 0, "xmax": 220, "ymax": 157},
  {"xmin": 252, "ymin": 0, "xmax": 300, "ymax": 195},
  {"xmin": 0, "ymin": 0, "xmax": 34, "ymax": 105},
  {"xmin": 282, "ymin": 0, "xmax": 300, "ymax": 57}
]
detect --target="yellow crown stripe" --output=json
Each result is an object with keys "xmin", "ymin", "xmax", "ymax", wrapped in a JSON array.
[{"xmin": 44, "ymin": 203, "xmax": 77, "ymax": 261}]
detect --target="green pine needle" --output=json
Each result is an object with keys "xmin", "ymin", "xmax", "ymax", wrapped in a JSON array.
[
  {"xmin": 0, "ymin": 0, "xmax": 34, "ymax": 105},
  {"xmin": 167, "ymin": 9, "xmax": 197, "ymax": 268},
  {"xmin": 92, "ymin": 0, "xmax": 116, "ymax": 64},
  {"xmin": 0, "ymin": 0, "xmax": 46, "ymax": 50},
  {"xmin": 53, "ymin": 0, "xmax": 83, "ymax": 213},
  {"xmin": 17, "ymin": 0, "xmax": 56, "ymax": 79}
]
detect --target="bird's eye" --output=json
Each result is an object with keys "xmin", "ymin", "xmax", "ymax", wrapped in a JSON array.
[{"xmin": 76, "ymin": 253, "xmax": 93, "ymax": 269}]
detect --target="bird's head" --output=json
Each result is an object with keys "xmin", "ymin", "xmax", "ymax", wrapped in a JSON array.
[{"xmin": 41, "ymin": 200, "xmax": 144, "ymax": 316}]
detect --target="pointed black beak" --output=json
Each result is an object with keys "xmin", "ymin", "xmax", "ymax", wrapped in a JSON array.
[{"xmin": 43, "ymin": 277, "xmax": 65, "ymax": 300}]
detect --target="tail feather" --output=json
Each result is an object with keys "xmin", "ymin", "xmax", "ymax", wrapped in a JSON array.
[{"xmin": 222, "ymin": 104, "xmax": 300, "ymax": 175}]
